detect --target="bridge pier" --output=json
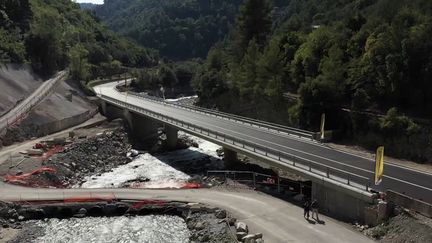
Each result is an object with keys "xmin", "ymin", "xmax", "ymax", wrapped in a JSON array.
[
  {"xmin": 223, "ymin": 147, "xmax": 238, "ymax": 168},
  {"xmin": 165, "ymin": 125, "xmax": 178, "ymax": 149},
  {"xmin": 99, "ymin": 101, "xmax": 107, "ymax": 116},
  {"xmin": 311, "ymin": 181, "xmax": 369, "ymax": 222},
  {"xmin": 130, "ymin": 113, "xmax": 159, "ymax": 143}
]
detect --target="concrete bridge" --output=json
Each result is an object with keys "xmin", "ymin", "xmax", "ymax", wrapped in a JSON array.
[{"xmin": 95, "ymin": 81, "xmax": 432, "ymax": 222}]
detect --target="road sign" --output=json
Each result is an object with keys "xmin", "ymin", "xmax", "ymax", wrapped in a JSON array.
[{"xmin": 375, "ymin": 146, "xmax": 385, "ymax": 185}]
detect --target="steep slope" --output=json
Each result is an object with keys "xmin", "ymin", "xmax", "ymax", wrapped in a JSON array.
[
  {"xmin": 0, "ymin": 0, "xmax": 158, "ymax": 78},
  {"xmin": 94, "ymin": 0, "xmax": 243, "ymax": 59},
  {"xmin": 0, "ymin": 64, "xmax": 42, "ymax": 116},
  {"xmin": 193, "ymin": 0, "xmax": 432, "ymax": 162}
]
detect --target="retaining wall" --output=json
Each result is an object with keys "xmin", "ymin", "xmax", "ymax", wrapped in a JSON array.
[
  {"xmin": 35, "ymin": 109, "xmax": 98, "ymax": 136},
  {"xmin": 387, "ymin": 190, "xmax": 432, "ymax": 218}
]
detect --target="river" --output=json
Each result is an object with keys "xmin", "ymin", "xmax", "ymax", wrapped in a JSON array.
[{"xmin": 32, "ymin": 215, "xmax": 189, "ymax": 243}]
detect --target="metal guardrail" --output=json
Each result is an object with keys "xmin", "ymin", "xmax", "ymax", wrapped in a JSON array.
[
  {"xmin": 207, "ymin": 170, "xmax": 311, "ymax": 193},
  {"xmin": 99, "ymin": 94, "xmax": 371, "ymax": 191},
  {"xmin": 0, "ymin": 71, "xmax": 67, "ymax": 134},
  {"xmin": 127, "ymin": 91, "xmax": 315, "ymax": 139}
]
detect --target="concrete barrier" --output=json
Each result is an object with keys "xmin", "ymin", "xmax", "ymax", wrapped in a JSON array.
[
  {"xmin": 387, "ymin": 190, "xmax": 432, "ymax": 218},
  {"xmin": 35, "ymin": 109, "xmax": 98, "ymax": 137}
]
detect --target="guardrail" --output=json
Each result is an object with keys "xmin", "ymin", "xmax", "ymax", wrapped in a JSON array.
[
  {"xmin": 0, "ymin": 71, "xmax": 67, "ymax": 134},
  {"xmin": 126, "ymin": 91, "xmax": 315, "ymax": 140},
  {"xmin": 99, "ymin": 94, "xmax": 371, "ymax": 192},
  {"xmin": 207, "ymin": 170, "xmax": 311, "ymax": 193}
]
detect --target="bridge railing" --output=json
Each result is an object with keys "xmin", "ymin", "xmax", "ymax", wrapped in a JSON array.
[
  {"xmin": 100, "ymin": 94, "xmax": 371, "ymax": 192},
  {"xmin": 125, "ymin": 91, "xmax": 315, "ymax": 140}
]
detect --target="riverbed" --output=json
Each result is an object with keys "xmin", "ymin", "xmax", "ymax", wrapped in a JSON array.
[
  {"xmin": 30, "ymin": 215, "xmax": 189, "ymax": 243},
  {"xmin": 79, "ymin": 132, "xmax": 222, "ymax": 189}
]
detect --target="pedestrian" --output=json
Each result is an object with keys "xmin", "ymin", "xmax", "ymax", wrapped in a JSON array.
[
  {"xmin": 303, "ymin": 198, "xmax": 310, "ymax": 219},
  {"xmin": 311, "ymin": 199, "xmax": 319, "ymax": 220}
]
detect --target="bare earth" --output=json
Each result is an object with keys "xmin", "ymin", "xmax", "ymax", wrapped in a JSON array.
[
  {"xmin": 0, "ymin": 228, "xmax": 20, "ymax": 243},
  {"xmin": 0, "ymin": 115, "xmax": 108, "ymax": 177}
]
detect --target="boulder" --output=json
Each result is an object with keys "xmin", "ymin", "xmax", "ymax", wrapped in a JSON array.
[
  {"xmin": 235, "ymin": 221, "xmax": 248, "ymax": 233},
  {"xmin": 254, "ymin": 233, "xmax": 263, "ymax": 239},
  {"xmin": 236, "ymin": 232, "xmax": 248, "ymax": 241},
  {"xmin": 227, "ymin": 217, "xmax": 236, "ymax": 226},
  {"xmin": 215, "ymin": 209, "xmax": 226, "ymax": 219},
  {"xmin": 242, "ymin": 234, "xmax": 258, "ymax": 243},
  {"xmin": 195, "ymin": 222, "xmax": 205, "ymax": 230}
]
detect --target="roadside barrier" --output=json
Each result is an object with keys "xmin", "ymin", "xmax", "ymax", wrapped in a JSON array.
[{"xmin": 99, "ymin": 93, "xmax": 371, "ymax": 192}]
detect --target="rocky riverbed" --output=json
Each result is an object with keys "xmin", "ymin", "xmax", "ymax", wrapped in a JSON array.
[{"xmin": 0, "ymin": 200, "xmax": 251, "ymax": 243}]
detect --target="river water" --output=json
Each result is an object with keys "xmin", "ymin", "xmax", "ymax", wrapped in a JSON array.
[
  {"xmin": 52, "ymin": 132, "xmax": 220, "ymax": 242},
  {"xmin": 79, "ymin": 132, "xmax": 222, "ymax": 189},
  {"xmin": 32, "ymin": 215, "xmax": 189, "ymax": 243}
]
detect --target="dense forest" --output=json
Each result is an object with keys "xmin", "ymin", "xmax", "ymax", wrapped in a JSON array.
[
  {"xmin": 0, "ymin": 0, "xmax": 158, "ymax": 79},
  {"xmin": 2, "ymin": 0, "xmax": 432, "ymax": 162},
  {"xmin": 191, "ymin": 0, "xmax": 432, "ymax": 162},
  {"xmin": 94, "ymin": 0, "xmax": 244, "ymax": 59}
]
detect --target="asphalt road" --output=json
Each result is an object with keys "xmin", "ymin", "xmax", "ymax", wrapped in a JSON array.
[
  {"xmin": 0, "ymin": 182, "xmax": 372, "ymax": 243},
  {"xmin": 97, "ymin": 82, "xmax": 432, "ymax": 203}
]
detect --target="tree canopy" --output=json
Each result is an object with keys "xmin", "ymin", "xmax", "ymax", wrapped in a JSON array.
[
  {"xmin": 0, "ymin": 0, "xmax": 158, "ymax": 78},
  {"xmin": 93, "ymin": 0, "xmax": 244, "ymax": 59}
]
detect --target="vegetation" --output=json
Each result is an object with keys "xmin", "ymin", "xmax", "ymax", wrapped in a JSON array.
[
  {"xmin": 94, "ymin": 0, "xmax": 244, "ymax": 59},
  {"xmin": 0, "ymin": 0, "xmax": 158, "ymax": 79},
  {"xmin": 192, "ymin": 0, "xmax": 432, "ymax": 162}
]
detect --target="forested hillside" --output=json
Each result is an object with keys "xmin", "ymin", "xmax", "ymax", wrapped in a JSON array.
[
  {"xmin": 94, "ymin": 0, "xmax": 244, "ymax": 59},
  {"xmin": 193, "ymin": 0, "xmax": 432, "ymax": 162},
  {"xmin": 0, "ymin": 0, "xmax": 158, "ymax": 79}
]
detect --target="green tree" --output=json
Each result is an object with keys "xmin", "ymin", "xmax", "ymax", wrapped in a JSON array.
[
  {"xmin": 69, "ymin": 44, "xmax": 90, "ymax": 81},
  {"xmin": 235, "ymin": 0, "xmax": 272, "ymax": 56},
  {"xmin": 234, "ymin": 40, "xmax": 261, "ymax": 97}
]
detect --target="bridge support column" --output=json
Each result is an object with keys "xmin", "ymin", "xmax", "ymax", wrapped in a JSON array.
[
  {"xmin": 223, "ymin": 147, "xmax": 238, "ymax": 168},
  {"xmin": 102, "ymin": 102, "xmax": 124, "ymax": 120},
  {"xmin": 99, "ymin": 101, "xmax": 107, "ymax": 116},
  {"xmin": 123, "ymin": 109, "xmax": 133, "ymax": 130},
  {"xmin": 165, "ymin": 125, "xmax": 178, "ymax": 149},
  {"xmin": 311, "ymin": 181, "xmax": 369, "ymax": 222},
  {"xmin": 129, "ymin": 111, "xmax": 159, "ymax": 144}
]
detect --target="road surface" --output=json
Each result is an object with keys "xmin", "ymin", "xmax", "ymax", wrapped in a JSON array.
[
  {"xmin": 0, "ymin": 182, "xmax": 372, "ymax": 243},
  {"xmin": 96, "ymin": 82, "xmax": 432, "ymax": 203}
]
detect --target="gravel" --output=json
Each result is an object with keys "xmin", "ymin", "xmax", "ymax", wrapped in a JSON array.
[
  {"xmin": 46, "ymin": 128, "xmax": 132, "ymax": 186},
  {"xmin": 186, "ymin": 210, "xmax": 237, "ymax": 243},
  {"xmin": 365, "ymin": 209, "xmax": 432, "ymax": 243}
]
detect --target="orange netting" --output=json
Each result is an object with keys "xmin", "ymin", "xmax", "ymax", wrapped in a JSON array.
[
  {"xmin": 39, "ymin": 145, "xmax": 64, "ymax": 162},
  {"xmin": 4, "ymin": 167, "xmax": 57, "ymax": 183}
]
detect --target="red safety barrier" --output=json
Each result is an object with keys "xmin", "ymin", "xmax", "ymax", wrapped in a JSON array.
[
  {"xmin": 40, "ymin": 145, "xmax": 64, "ymax": 162},
  {"xmin": 63, "ymin": 196, "xmax": 116, "ymax": 203},
  {"xmin": 181, "ymin": 183, "xmax": 202, "ymax": 189},
  {"xmin": 132, "ymin": 199, "xmax": 167, "ymax": 209},
  {"xmin": 4, "ymin": 167, "xmax": 57, "ymax": 183}
]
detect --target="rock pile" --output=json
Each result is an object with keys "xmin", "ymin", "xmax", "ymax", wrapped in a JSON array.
[
  {"xmin": 185, "ymin": 206, "xmax": 236, "ymax": 243},
  {"xmin": 4, "ymin": 128, "xmax": 132, "ymax": 188},
  {"xmin": 0, "ymin": 201, "xmax": 22, "ymax": 230},
  {"xmin": 46, "ymin": 128, "xmax": 132, "ymax": 186}
]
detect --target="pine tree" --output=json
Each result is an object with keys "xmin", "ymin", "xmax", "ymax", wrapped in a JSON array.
[{"xmin": 235, "ymin": 0, "xmax": 272, "ymax": 57}]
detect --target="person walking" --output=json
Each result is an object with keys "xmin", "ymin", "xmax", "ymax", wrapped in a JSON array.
[
  {"xmin": 303, "ymin": 198, "xmax": 311, "ymax": 219},
  {"xmin": 311, "ymin": 199, "xmax": 319, "ymax": 220}
]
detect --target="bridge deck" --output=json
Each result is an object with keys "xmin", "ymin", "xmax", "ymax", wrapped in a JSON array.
[{"xmin": 97, "ymin": 82, "xmax": 432, "ymax": 203}]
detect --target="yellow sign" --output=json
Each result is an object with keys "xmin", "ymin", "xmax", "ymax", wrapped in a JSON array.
[
  {"xmin": 320, "ymin": 113, "xmax": 326, "ymax": 140},
  {"xmin": 375, "ymin": 146, "xmax": 385, "ymax": 185}
]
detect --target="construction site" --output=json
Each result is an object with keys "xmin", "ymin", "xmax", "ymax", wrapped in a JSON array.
[{"xmin": 1, "ymin": 65, "xmax": 432, "ymax": 243}]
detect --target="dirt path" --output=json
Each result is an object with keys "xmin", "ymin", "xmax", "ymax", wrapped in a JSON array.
[
  {"xmin": 0, "ymin": 114, "xmax": 106, "ymax": 166},
  {"xmin": 0, "ymin": 183, "xmax": 373, "ymax": 243}
]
